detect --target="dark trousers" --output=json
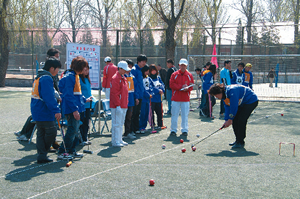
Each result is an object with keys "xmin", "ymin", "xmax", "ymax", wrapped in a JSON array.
[
  {"xmin": 124, "ymin": 106, "xmax": 133, "ymax": 136},
  {"xmin": 220, "ymin": 99, "xmax": 225, "ymax": 114},
  {"xmin": 20, "ymin": 115, "xmax": 36, "ymax": 139},
  {"xmin": 151, "ymin": 102, "xmax": 163, "ymax": 127},
  {"xmin": 202, "ymin": 94, "xmax": 216, "ymax": 116},
  {"xmin": 36, "ymin": 121, "xmax": 57, "ymax": 161},
  {"xmin": 232, "ymin": 101, "xmax": 258, "ymax": 144},
  {"xmin": 80, "ymin": 108, "xmax": 91, "ymax": 142},
  {"xmin": 131, "ymin": 99, "xmax": 142, "ymax": 132}
]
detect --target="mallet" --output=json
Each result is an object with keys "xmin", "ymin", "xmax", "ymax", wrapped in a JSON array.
[{"xmin": 191, "ymin": 126, "xmax": 224, "ymax": 148}]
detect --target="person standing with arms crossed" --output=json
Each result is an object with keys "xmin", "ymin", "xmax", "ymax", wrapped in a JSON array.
[
  {"xmin": 169, "ymin": 58, "xmax": 194, "ymax": 136},
  {"xmin": 102, "ymin": 56, "xmax": 118, "ymax": 99}
]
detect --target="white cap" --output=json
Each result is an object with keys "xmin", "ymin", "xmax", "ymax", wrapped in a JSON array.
[
  {"xmin": 104, "ymin": 56, "xmax": 111, "ymax": 62},
  {"xmin": 179, "ymin": 58, "xmax": 188, "ymax": 66},
  {"xmin": 118, "ymin": 61, "xmax": 131, "ymax": 71}
]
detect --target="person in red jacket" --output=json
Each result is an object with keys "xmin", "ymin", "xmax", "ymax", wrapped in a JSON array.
[
  {"xmin": 169, "ymin": 58, "xmax": 194, "ymax": 136},
  {"xmin": 110, "ymin": 61, "xmax": 131, "ymax": 147},
  {"xmin": 102, "ymin": 56, "xmax": 118, "ymax": 99}
]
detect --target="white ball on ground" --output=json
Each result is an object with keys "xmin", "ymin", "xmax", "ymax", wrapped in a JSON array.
[
  {"xmin": 196, "ymin": 134, "xmax": 200, "ymax": 138},
  {"xmin": 162, "ymin": 144, "xmax": 166, "ymax": 149}
]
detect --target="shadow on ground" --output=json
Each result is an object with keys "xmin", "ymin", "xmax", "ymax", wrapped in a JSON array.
[
  {"xmin": 206, "ymin": 148, "xmax": 259, "ymax": 157},
  {"xmin": 5, "ymin": 156, "xmax": 64, "ymax": 182}
]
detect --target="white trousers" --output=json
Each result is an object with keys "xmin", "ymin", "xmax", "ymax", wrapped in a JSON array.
[
  {"xmin": 171, "ymin": 101, "xmax": 190, "ymax": 133},
  {"xmin": 105, "ymin": 88, "xmax": 110, "ymax": 99},
  {"xmin": 111, "ymin": 107, "xmax": 127, "ymax": 145}
]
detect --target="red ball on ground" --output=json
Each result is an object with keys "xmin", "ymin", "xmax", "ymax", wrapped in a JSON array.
[
  {"xmin": 149, "ymin": 179, "xmax": 155, "ymax": 186},
  {"xmin": 281, "ymin": 114, "xmax": 284, "ymax": 116},
  {"xmin": 181, "ymin": 148, "xmax": 186, "ymax": 153},
  {"xmin": 180, "ymin": 139, "xmax": 184, "ymax": 143},
  {"xmin": 192, "ymin": 146, "xmax": 196, "ymax": 151},
  {"xmin": 66, "ymin": 163, "xmax": 70, "ymax": 167}
]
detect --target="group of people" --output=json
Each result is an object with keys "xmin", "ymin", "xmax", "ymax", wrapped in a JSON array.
[
  {"xmin": 17, "ymin": 48, "xmax": 260, "ymax": 163},
  {"xmin": 101, "ymin": 55, "xmax": 194, "ymax": 146}
]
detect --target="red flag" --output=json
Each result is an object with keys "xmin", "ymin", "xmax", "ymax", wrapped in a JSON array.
[{"xmin": 211, "ymin": 44, "xmax": 219, "ymax": 68}]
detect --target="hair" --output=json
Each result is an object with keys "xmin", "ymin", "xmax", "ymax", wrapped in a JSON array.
[
  {"xmin": 141, "ymin": 64, "xmax": 150, "ymax": 78},
  {"xmin": 238, "ymin": 62, "xmax": 245, "ymax": 68},
  {"xmin": 149, "ymin": 64, "xmax": 158, "ymax": 74},
  {"xmin": 125, "ymin": 59, "xmax": 134, "ymax": 66},
  {"xmin": 208, "ymin": 83, "xmax": 225, "ymax": 96},
  {"xmin": 43, "ymin": 59, "xmax": 62, "ymax": 71},
  {"xmin": 166, "ymin": 59, "xmax": 174, "ymax": 65},
  {"xmin": 224, "ymin": 60, "xmax": 231, "ymax": 66},
  {"xmin": 79, "ymin": 67, "xmax": 91, "ymax": 84},
  {"xmin": 205, "ymin": 62, "xmax": 212, "ymax": 67},
  {"xmin": 209, "ymin": 64, "xmax": 217, "ymax": 75},
  {"xmin": 70, "ymin": 56, "xmax": 88, "ymax": 73},
  {"xmin": 137, "ymin": 54, "xmax": 147, "ymax": 63},
  {"xmin": 195, "ymin": 67, "xmax": 201, "ymax": 72},
  {"xmin": 47, "ymin": 48, "xmax": 60, "ymax": 57}
]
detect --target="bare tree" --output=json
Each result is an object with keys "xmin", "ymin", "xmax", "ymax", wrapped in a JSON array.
[
  {"xmin": 202, "ymin": 0, "xmax": 228, "ymax": 45},
  {"xmin": 290, "ymin": 0, "xmax": 300, "ymax": 45},
  {"xmin": 148, "ymin": 0, "xmax": 186, "ymax": 60},
  {"xmin": 232, "ymin": 0, "xmax": 261, "ymax": 43},
  {"xmin": 88, "ymin": 0, "xmax": 116, "ymax": 47},
  {"xmin": 0, "ymin": 0, "xmax": 9, "ymax": 87},
  {"xmin": 64, "ymin": 0, "xmax": 87, "ymax": 42}
]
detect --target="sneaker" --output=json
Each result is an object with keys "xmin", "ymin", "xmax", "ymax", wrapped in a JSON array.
[
  {"xmin": 131, "ymin": 131, "xmax": 136, "ymax": 136},
  {"xmin": 219, "ymin": 113, "xmax": 224, "ymax": 118},
  {"xmin": 37, "ymin": 158, "xmax": 53, "ymax": 164},
  {"xmin": 14, "ymin": 131, "xmax": 21, "ymax": 136},
  {"xmin": 17, "ymin": 134, "xmax": 28, "ymax": 141},
  {"xmin": 48, "ymin": 147, "xmax": 57, "ymax": 153},
  {"xmin": 120, "ymin": 140, "xmax": 128, "ymax": 146},
  {"xmin": 80, "ymin": 141, "xmax": 92, "ymax": 146},
  {"xmin": 170, "ymin": 131, "xmax": 176, "ymax": 136},
  {"xmin": 57, "ymin": 153, "xmax": 73, "ymax": 160},
  {"xmin": 231, "ymin": 142, "xmax": 244, "ymax": 148},
  {"xmin": 72, "ymin": 152, "xmax": 84, "ymax": 158},
  {"xmin": 154, "ymin": 126, "xmax": 161, "ymax": 130},
  {"xmin": 112, "ymin": 142, "xmax": 124, "ymax": 147},
  {"xmin": 124, "ymin": 133, "xmax": 136, "ymax": 139},
  {"xmin": 140, "ymin": 129, "xmax": 146, "ymax": 134},
  {"xmin": 181, "ymin": 132, "xmax": 188, "ymax": 136},
  {"xmin": 135, "ymin": 130, "xmax": 141, "ymax": 134},
  {"xmin": 229, "ymin": 141, "xmax": 236, "ymax": 146}
]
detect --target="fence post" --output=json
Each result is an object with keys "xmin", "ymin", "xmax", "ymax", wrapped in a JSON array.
[
  {"xmin": 31, "ymin": 31, "xmax": 34, "ymax": 81},
  {"xmin": 241, "ymin": 27, "xmax": 244, "ymax": 55},
  {"xmin": 116, "ymin": 30, "xmax": 119, "ymax": 63}
]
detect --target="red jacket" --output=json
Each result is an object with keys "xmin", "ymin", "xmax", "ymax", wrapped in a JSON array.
[
  {"xmin": 102, "ymin": 63, "xmax": 118, "ymax": 88},
  {"xmin": 110, "ymin": 72, "xmax": 128, "ymax": 108},
  {"xmin": 169, "ymin": 69, "xmax": 194, "ymax": 102}
]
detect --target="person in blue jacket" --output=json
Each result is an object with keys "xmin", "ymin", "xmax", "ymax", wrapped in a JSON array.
[
  {"xmin": 139, "ymin": 65, "xmax": 159, "ymax": 133},
  {"xmin": 208, "ymin": 83, "xmax": 258, "ymax": 148},
  {"xmin": 31, "ymin": 59, "xmax": 62, "ymax": 163},
  {"xmin": 130, "ymin": 54, "xmax": 147, "ymax": 134},
  {"xmin": 200, "ymin": 64, "xmax": 216, "ymax": 118},
  {"xmin": 79, "ymin": 66, "xmax": 94, "ymax": 145},
  {"xmin": 58, "ymin": 56, "xmax": 92, "ymax": 158},
  {"xmin": 219, "ymin": 60, "xmax": 231, "ymax": 118},
  {"xmin": 149, "ymin": 64, "xmax": 165, "ymax": 129},
  {"xmin": 231, "ymin": 62, "xmax": 245, "ymax": 85},
  {"xmin": 243, "ymin": 63, "xmax": 253, "ymax": 90},
  {"xmin": 123, "ymin": 59, "xmax": 138, "ymax": 139}
]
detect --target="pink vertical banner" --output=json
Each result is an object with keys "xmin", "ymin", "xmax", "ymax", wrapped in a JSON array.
[{"xmin": 211, "ymin": 44, "xmax": 219, "ymax": 68}]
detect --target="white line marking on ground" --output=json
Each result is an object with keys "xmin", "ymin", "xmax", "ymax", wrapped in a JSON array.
[{"xmin": 27, "ymin": 107, "xmax": 288, "ymax": 199}]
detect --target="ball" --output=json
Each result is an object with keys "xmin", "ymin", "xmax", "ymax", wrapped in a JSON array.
[
  {"xmin": 281, "ymin": 114, "xmax": 284, "ymax": 116},
  {"xmin": 196, "ymin": 134, "xmax": 200, "ymax": 138},
  {"xmin": 149, "ymin": 179, "xmax": 155, "ymax": 186},
  {"xmin": 181, "ymin": 148, "xmax": 186, "ymax": 153},
  {"xmin": 180, "ymin": 139, "xmax": 184, "ymax": 143},
  {"xmin": 265, "ymin": 116, "xmax": 269, "ymax": 118},
  {"xmin": 66, "ymin": 163, "xmax": 70, "ymax": 167},
  {"xmin": 192, "ymin": 146, "xmax": 196, "ymax": 151},
  {"xmin": 161, "ymin": 144, "xmax": 166, "ymax": 149}
]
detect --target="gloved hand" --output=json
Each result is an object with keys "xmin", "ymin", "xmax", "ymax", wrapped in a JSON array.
[{"xmin": 102, "ymin": 88, "xmax": 106, "ymax": 92}]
